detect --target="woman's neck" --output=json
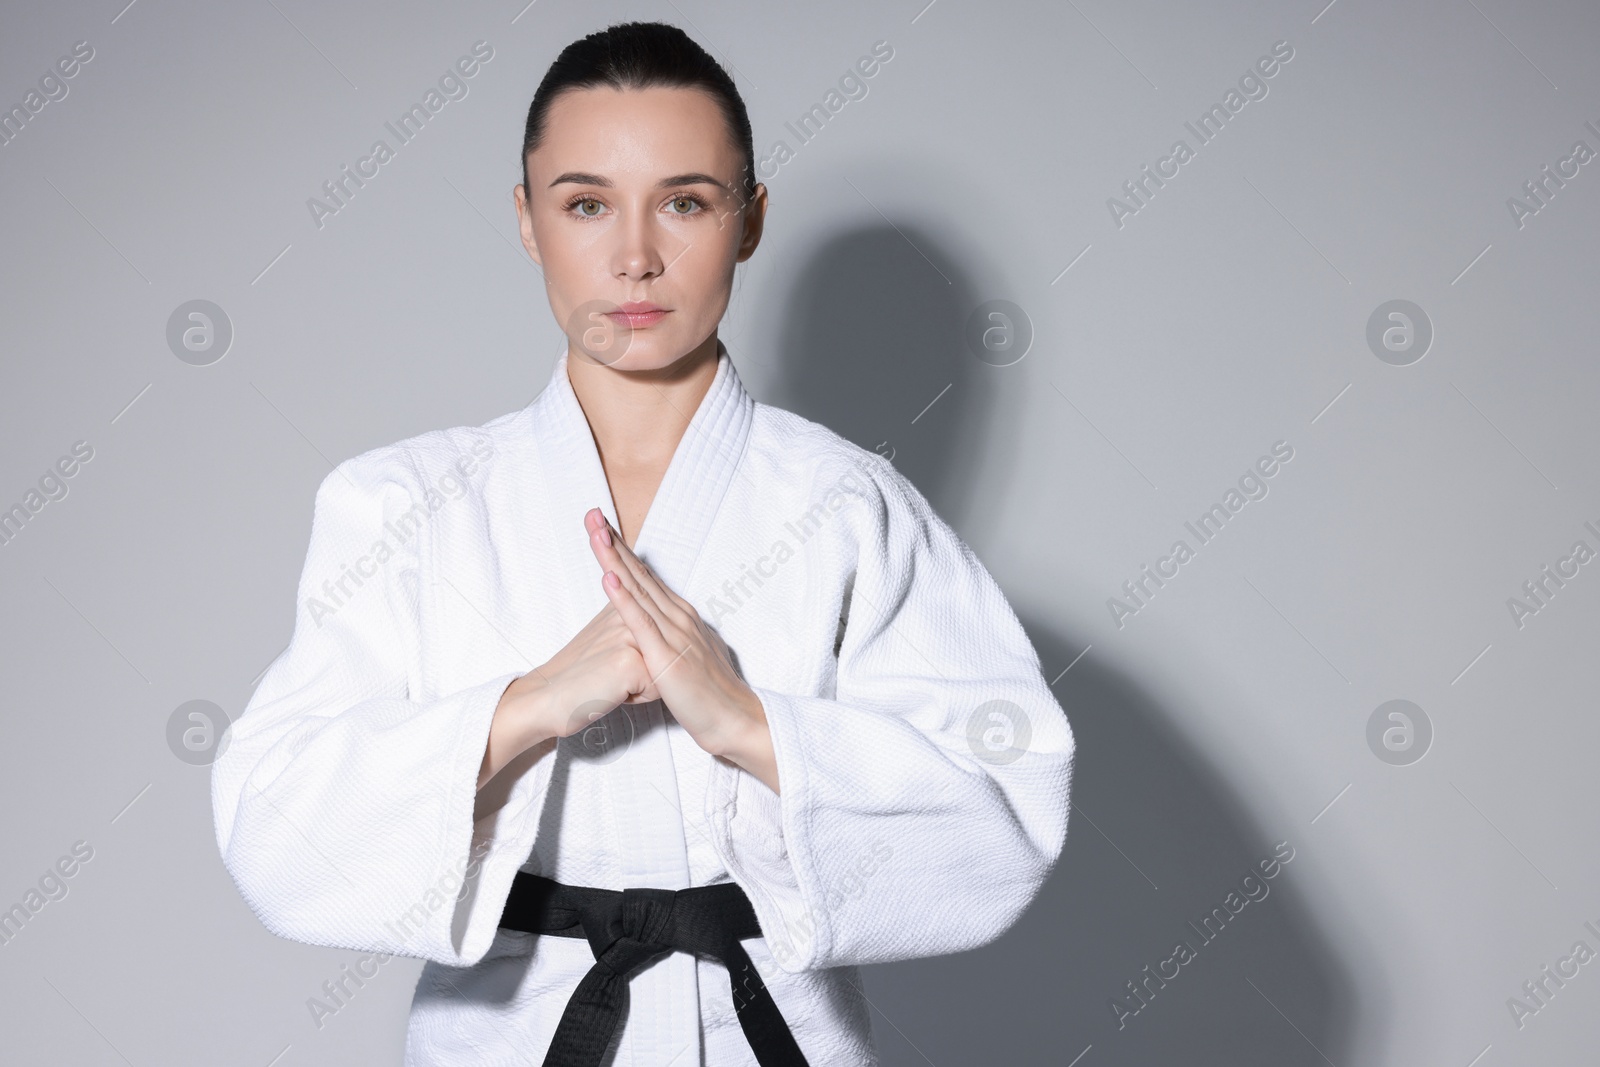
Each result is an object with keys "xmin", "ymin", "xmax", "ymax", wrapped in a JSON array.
[{"xmin": 565, "ymin": 333, "xmax": 721, "ymax": 542}]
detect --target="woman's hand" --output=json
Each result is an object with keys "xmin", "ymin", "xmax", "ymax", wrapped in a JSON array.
[
  {"xmin": 585, "ymin": 507, "xmax": 780, "ymax": 793},
  {"xmin": 479, "ymin": 600, "xmax": 662, "ymax": 790}
]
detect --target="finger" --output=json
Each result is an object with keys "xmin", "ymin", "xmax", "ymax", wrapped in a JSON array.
[
  {"xmin": 587, "ymin": 520, "xmax": 685, "ymax": 634},
  {"xmin": 584, "ymin": 509, "xmax": 644, "ymax": 579},
  {"xmin": 610, "ymin": 650, "xmax": 660, "ymax": 706},
  {"xmin": 593, "ymin": 514, "xmax": 693, "ymax": 618},
  {"xmin": 583, "ymin": 511, "xmax": 693, "ymax": 637},
  {"xmin": 583, "ymin": 510, "xmax": 637, "ymax": 585},
  {"xmin": 583, "ymin": 508, "xmax": 643, "ymax": 588},
  {"xmin": 602, "ymin": 570, "xmax": 674, "ymax": 661},
  {"xmin": 589, "ymin": 524, "xmax": 670, "ymax": 628}
]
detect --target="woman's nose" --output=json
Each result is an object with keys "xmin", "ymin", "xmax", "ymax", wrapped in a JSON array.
[{"xmin": 613, "ymin": 214, "xmax": 669, "ymax": 279}]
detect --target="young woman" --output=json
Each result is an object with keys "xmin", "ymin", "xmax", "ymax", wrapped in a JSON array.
[{"xmin": 212, "ymin": 21, "xmax": 1074, "ymax": 1067}]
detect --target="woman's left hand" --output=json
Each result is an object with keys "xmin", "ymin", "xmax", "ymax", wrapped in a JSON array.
[{"xmin": 584, "ymin": 508, "xmax": 780, "ymax": 793}]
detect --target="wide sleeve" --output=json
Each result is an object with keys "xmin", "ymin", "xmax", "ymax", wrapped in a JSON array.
[
  {"xmin": 210, "ymin": 452, "xmax": 554, "ymax": 968},
  {"xmin": 705, "ymin": 458, "xmax": 1075, "ymax": 972}
]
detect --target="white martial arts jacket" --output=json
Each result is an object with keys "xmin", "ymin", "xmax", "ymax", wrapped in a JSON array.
[{"xmin": 211, "ymin": 343, "xmax": 1075, "ymax": 1066}]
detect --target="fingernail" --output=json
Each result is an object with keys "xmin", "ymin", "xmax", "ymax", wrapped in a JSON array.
[
  {"xmin": 600, "ymin": 524, "xmax": 612, "ymax": 546},
  {"xmin": 603, "ymin": 571, "xmax": 619, "ymax": 589}
]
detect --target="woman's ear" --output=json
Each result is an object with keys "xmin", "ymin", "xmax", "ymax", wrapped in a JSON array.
[
  {"xmin": 736, "ymin": 183, "xmax": 768, "ymax": 263},
  {"xmin": 514, "ymin": 181, "xmax": 544, "ymax": 267}
]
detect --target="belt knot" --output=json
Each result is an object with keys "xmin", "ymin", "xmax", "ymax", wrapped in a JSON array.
[{"xmin": 585, "ymin": 886, "xmax": 679, "ymax": 977}]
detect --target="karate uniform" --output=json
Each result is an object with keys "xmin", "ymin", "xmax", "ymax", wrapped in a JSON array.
[{"xmin": 210, "ymin": 343, "xmax": 1075, "ymax": 1066}]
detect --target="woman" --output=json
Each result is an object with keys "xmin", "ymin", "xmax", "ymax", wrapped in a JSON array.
[{"xmin": 212, "ymin": 20, "xmax": 1074, "ymax": 1067}]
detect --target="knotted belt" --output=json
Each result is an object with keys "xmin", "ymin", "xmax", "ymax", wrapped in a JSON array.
[{"xmin": 498, "ymin": 871, "xmax": 810, "ymax": 1067}]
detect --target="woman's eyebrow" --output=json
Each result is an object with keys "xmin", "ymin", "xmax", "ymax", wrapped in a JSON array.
[{"xmin": 548, "ymin": 171, "xmax": 728, "ymax": 190}]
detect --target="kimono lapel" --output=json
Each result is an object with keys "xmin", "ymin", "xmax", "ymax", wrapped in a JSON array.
[
  {"xmin": 521, "ymin": 340, "xmax": 753, "ymax": 1065},
  {"xmin": 528, "ymin": 338, "xmax": 754, "ymax": 613},
  {"xmin": 527, "ymin": 338, "xmax": 754, "ymax": 877},
  {"xmin": 629, "ymin": 340, "xmax": 755, "ymax": 596}
]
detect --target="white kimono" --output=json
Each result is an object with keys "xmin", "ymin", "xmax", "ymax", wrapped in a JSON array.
[{"xmin": 211, "ymin": 344, "xmax": 1075, "ymax": 1066}]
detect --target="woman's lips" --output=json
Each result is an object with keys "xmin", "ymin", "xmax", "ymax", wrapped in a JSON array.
[{"xmin": 607, "ymin": 304, "xmax": 669, "ymax": 328}]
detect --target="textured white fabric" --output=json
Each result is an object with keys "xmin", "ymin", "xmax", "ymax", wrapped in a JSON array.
[{"xmin": 211, "ymin": 344, "xmax": 1076, "ymax": 1066}]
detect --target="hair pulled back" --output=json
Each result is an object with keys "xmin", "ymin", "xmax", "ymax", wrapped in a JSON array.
[{"xmin": 521, "ymin": 22, "xmax": 756, "ymax": 203}]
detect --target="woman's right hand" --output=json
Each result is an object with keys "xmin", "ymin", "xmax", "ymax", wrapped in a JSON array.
[{"xmin": 478, "ymin": 601, "xmax": 656, "ymax": 788}]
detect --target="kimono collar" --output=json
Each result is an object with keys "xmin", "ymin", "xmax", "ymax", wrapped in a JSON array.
[{"xmin": 527, "ymin": 339, "xmax": 755, "ymax": 610}]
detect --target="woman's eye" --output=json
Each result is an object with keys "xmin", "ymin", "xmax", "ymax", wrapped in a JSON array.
[{"xmin": 565, "ymin": 195, "xmax": 705, "ymax": 218}]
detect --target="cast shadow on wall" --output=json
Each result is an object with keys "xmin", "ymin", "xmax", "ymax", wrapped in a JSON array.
[{"xmin": 765, "ymin": 225, "xmax": 1361, "ymax": 1066}]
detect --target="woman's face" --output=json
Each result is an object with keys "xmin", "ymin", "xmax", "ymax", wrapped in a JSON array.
[{"xmin": 516, "ymin": 85, "xmax": 766, "ymax": 374}]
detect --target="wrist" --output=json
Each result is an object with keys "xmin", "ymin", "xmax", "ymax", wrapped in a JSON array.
[
  {"xmin": 716, "ymin": 684, "xmax": 781, "ymax": 795},
  {"xmin": 710, "ymin": 684, "xmax": 767, "ymax": 760},
  {"xmin": 510, "ymin": 672, "xmax": 562, "ymax": 749},
  {"xmin": 481, "ymin": 671, "xmax": 559, "ymax": 789}
]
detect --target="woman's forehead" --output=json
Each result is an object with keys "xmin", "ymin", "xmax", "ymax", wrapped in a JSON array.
[{"xmin": 531, "ymin": 85, "xmax": 739, "ymax": 181}]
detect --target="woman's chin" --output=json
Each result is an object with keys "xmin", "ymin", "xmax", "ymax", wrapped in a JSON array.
[{"xmin": 572, "ymin": 335, "xmax": 711, "ymax": 375}]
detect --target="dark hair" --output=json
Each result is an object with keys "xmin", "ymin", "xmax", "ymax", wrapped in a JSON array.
[{"xmin": 521, "ymin": 21, "xmax": 756, "ymax": 205}]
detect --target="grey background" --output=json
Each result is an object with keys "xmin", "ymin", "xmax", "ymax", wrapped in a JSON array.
[{"xmin": 2, "ymin": 0, "xmax": 1596, "ymax": 1063}]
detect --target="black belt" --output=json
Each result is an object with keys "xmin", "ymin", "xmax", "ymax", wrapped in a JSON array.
[{"xmin": 498, "ymin": 871, "xmax": 810, "ymax": 1066}]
